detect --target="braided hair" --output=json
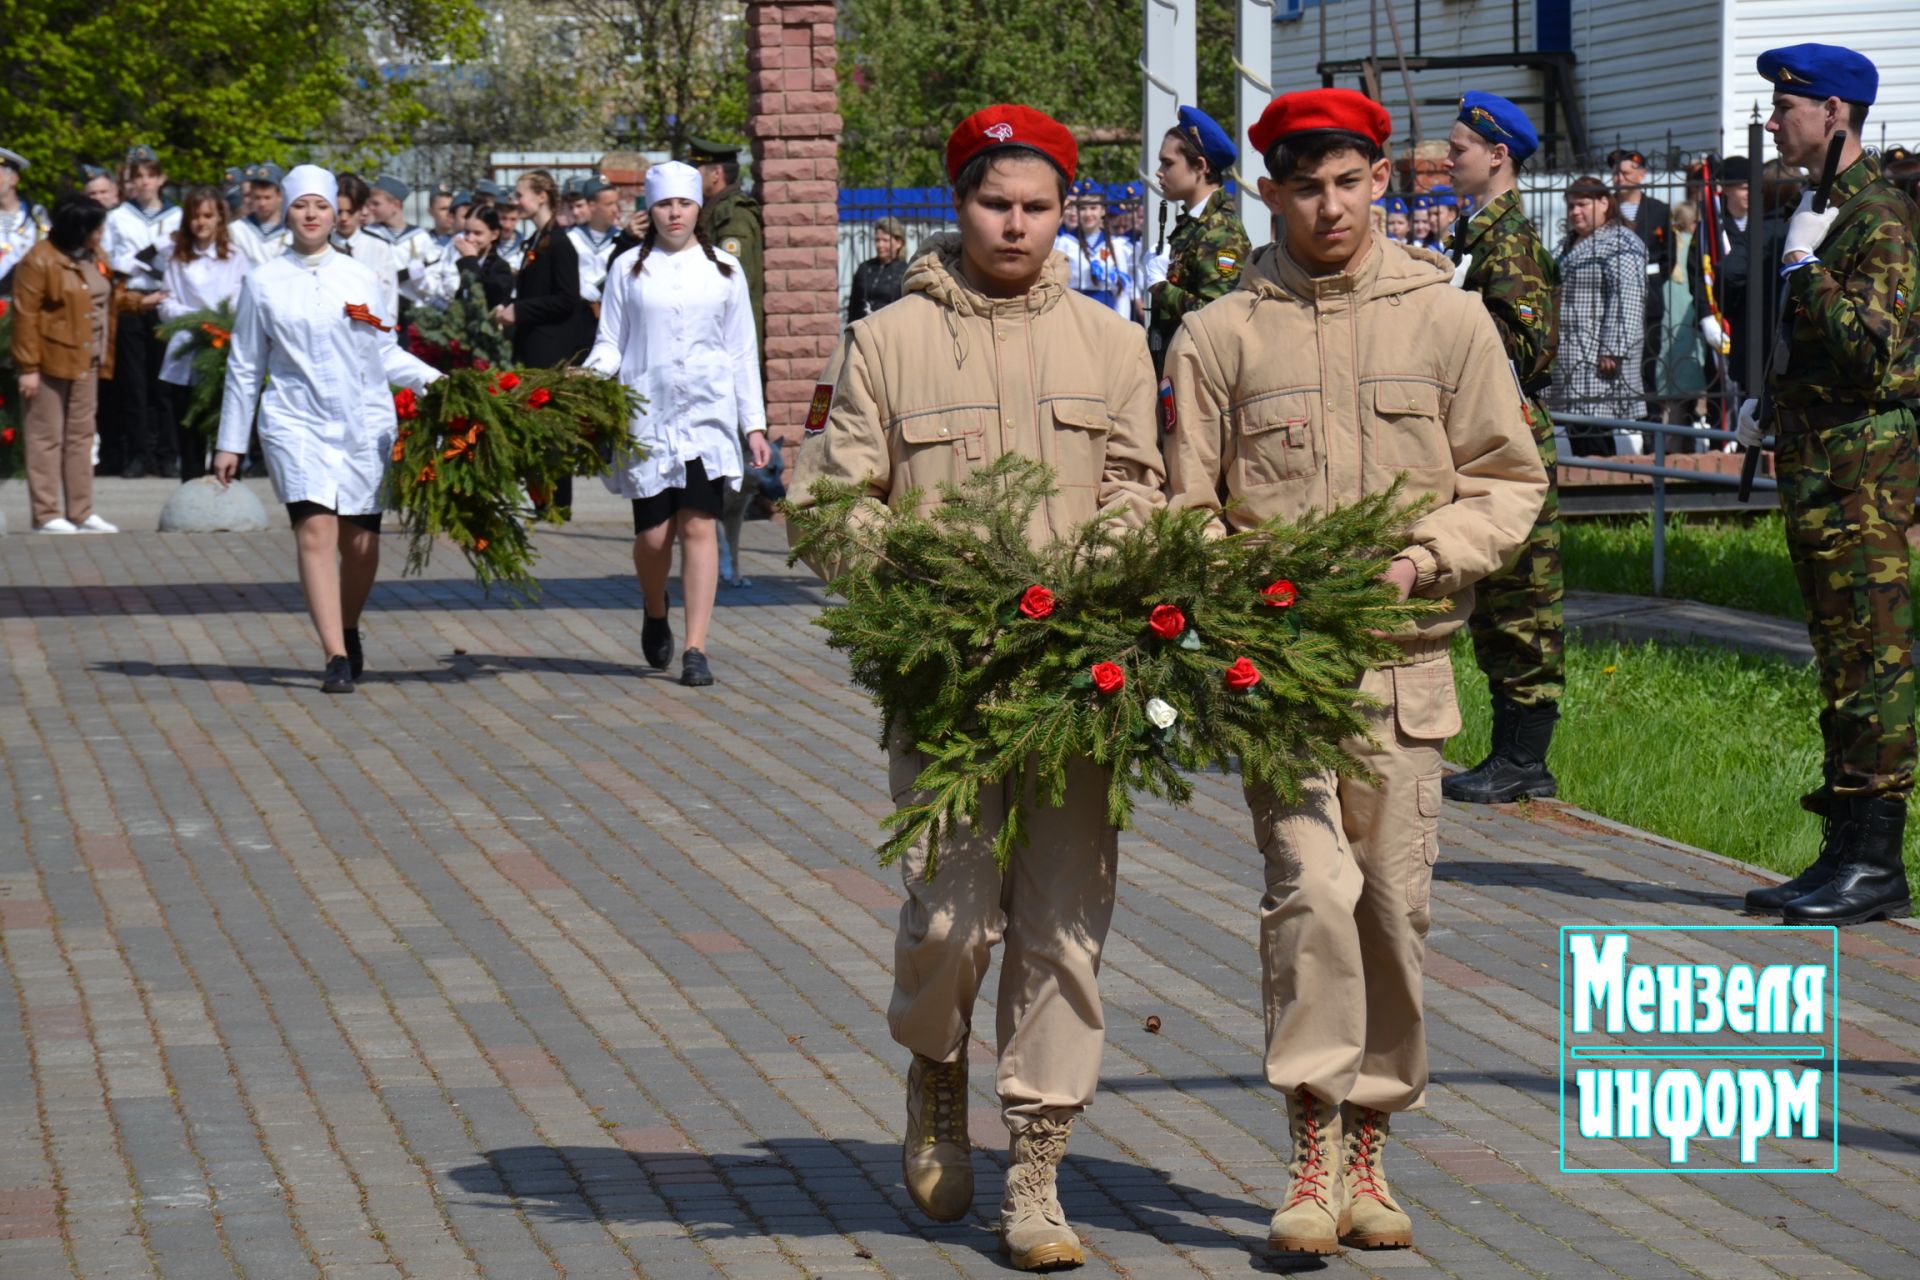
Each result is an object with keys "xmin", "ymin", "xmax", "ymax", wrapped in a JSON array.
[{"xmin": 630, "ymin": 219, "xmax": 737, "ymax": 278}]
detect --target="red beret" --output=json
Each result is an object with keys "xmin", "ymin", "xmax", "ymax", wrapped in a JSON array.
[
  {"xmin": 1248, "ymin": 89, "xmax": 1393, "ymax": 158},
  {"xmin": 945, "ymin": 105, "xmax": 1078, "ymax": 185}
]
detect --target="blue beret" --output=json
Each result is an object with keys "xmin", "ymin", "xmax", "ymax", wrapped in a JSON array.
[
  {"xmin": 1458, "ymin": 92, "xmax": 1539, "ymax": 163},
  {"xmin": 1410, "ymin": 195, "xmax": 1433, "ymax": 211},
  {"xmin": 1174, "ymin": 104, "xmax": 1237, "ymax": 173},
  {"xmin": 1428, "ymin": 184, "xmax": 1458, "ymax": 208},
  {"xmin": 1383, "ymin": 196, "xmax": 1408, "ymax": 215},
  {"xmin": 1758, "ymin": 44, "xmax": 1877, "ymax": 106}
]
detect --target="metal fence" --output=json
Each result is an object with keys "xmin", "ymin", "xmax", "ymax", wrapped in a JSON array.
[{"xmin": 1556, "ymin": 413, "xmax": 1777, "ymax": 597}]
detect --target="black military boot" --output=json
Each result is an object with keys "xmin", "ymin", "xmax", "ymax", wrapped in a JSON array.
[
  {"xmin": 1782, "ymin": 796, "xmax": 1912, "ymax": 926},
  {"xmin": 1745, "ymin": 801, "xmax": 1847, "ymax": 912},
  {"xmin": 1443, "ymin": 698, "xmax": 1558, "ymax": 804}
]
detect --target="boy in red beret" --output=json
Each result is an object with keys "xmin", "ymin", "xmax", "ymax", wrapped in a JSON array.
[
  {"xmin": 1163, "ymin": 89, "xmax": 1546, "ymax": 1256},
  {"xmin": 788, "ymin": 104, "xmax": 1164, "ymax": 1271}
]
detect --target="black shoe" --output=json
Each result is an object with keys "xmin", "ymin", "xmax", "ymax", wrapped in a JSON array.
[
  {"xmin": 1781, "ymin": 796, "xmax": 1912, "ymax": 925},
  {"xmin": 321, "ymin": 654, "xmax": 355, "ymax": 694},
  {"xmin": 679, "ymin": 648, "xmax": 714, "ymax": 687},
  {"xmin": 157, "ymin": 456, "xmax": 180, "ymax": 479},
  {"xmin": 344, "ymin": 628, "xmax": 364, "ymax": 680},
  {"xmin": 1443, "ymin": 697, "xmax": 1558, "ymax": 804},
  {"xmin": 1746, "ymin": 803, "xmax": 1846, "ymax": 912},
  {"xmin": 121, "ymin": 456, "xmax": 149, "ymax": 480},
  {"xmin": 642, "ymin": 613, "xmax": 674, "ymax": 670}
]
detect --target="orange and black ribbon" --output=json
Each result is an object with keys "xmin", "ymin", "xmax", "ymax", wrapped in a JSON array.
[{"xmin": 343, "ymin": 302, "xmax": 392, "ymax": 332}]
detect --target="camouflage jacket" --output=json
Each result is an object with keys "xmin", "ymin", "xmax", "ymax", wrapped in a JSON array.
[
  {"xmin": 1453, "ymin": 189, "xmax": 1558, "ymax": 401},
  {"xmin": 1771, "ymin": 153, "xmax": 1919, "ymax": 411},
  {"xmin": 699, "ymin": 185, "xmax": 765, "ymax": 344},
  {"xmin": 1149, "ymin": 189, "xmax": 1251, "ymax": 347}
]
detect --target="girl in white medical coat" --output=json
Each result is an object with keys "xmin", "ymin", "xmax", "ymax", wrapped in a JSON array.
[
  {"xmin": 586, "ymin": 161, "xmax": 768, "ymax": 689},
  {"xmin": 212, "ymin": 165, "xmax": 441, "ymax": 694}
]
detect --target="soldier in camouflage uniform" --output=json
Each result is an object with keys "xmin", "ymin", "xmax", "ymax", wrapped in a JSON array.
[
  {"xmin": 1146, "ymin": 105, "xmax": 1251, "ymax": 375},
  {"xmin": 1439, "ymin": 92, "xmax": 1567, "ymax": 804},
  {"xmin": 1736, "ymin": 45, "xmax": 1919, "ymax": 925},
  {"xmin": 687, "ymin": 137, "xmax": 768, "ymax": 587}
]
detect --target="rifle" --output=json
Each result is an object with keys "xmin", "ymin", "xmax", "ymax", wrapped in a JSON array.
[
  {"xmin": 1739, "ymin": 130, "xmax": 1848, "ymax": 502},
  {"xmin": 1147, "ymin": 199, "xmax": 1172, "ymax": 371}
]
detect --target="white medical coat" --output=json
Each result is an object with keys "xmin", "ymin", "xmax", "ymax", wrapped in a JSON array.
[
  {"xmin": 217, "ymin": 249, "xmax": 440, "ymax": 514},
  {"xmin": 585, "ymin": 243, "xmax": 764, "ymax": 500},
  {"xmin": 156, "ymin": 245, "xmax": 249, "ymax": 385}
]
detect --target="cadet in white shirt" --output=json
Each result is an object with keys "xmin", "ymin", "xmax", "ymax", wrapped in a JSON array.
[
  {"xmin": 229, "ymin": 163, "xmax": 291, "ymax": 267},
  {"xmin": 212, "ymin": 165, "xmax": 442, "ymax": 695},
  {"xmin": 157, "ymin": 185, "xmax": 250, "ymax": 479},
  {"xmin": 566, "ymin": 177, "xmax": 622, "ymax": 305},
  {"xmin": 103, "ymin": 145, "xmax": 181, "ymax": 476},
  {"xmin": 363, "ymin": 174, "xmax": 448, "ymax": 313},
  {"xmin": 0, "ymin": 146, "xmax": 50, "ymax": 296},
  {"xmin": 585, "ymin": 161, "xmax": 769, "ymax": 689},
  {"xmin": 334, "ymin": 174, "xmax": 402, "ymax": 340}
]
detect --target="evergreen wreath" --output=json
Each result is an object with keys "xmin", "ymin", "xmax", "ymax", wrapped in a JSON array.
[
  {"xmin": 388, "ymin": 366, "xmax": 644, "ymax": 597},
  {"xmin": 403, "ymin": 277, "xmax": 512, "ymax": 373},
  {"xmin": 785, "ymin": 455, "xmax": 1435, "ymax": 876},
  {"xmin": 154, "ymin": 300, "xmax": 238, "ymax": 440}
]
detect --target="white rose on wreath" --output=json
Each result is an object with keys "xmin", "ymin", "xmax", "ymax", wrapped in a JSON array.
[{"xmin": 1145, "ymin": 698, "xmax": 1179, "ymax": 730}]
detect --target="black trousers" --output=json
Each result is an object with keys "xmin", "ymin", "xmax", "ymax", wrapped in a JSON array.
[
  {"xmin": 162, "ymin": 382, "xmax": 208, "ymax": 480},
  {"xmin": 105, "ymin": 308, "xmax": 173, "ymax": 473}
]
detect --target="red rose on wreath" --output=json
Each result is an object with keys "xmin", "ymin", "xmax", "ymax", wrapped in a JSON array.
[
  {"xmin": 1262, "ymin": 579, "xmax": 1298, "ymax": 608},
  {"xmin": 393, "ymin": 388, "xmax": 417, "ymax": 420},
  {"xmin": 1018, "ymin": 585, "xmax": 1055, "ymax": 620},
  {"xmin": 1, "ymin": 427, "xmax": 14, "ymax": 447},
  {"xmin": 471, "ymin": 357, "xmax": 490, "ymax": 371},
  {"xmin": 497, "ymin": 371, "xmax": 521, "ymax": 391},
  {"xmin": 1091, "ymin": 661, "xmax": 1125, "ymax": 695},
  {"xmin": 528, "ymin": 387, "xmax": 552, "ymax": 408},
  {"xmin": 1148, "ymin": 604, "xmax": 1186, "ymax": 639},
  {"xmin": 0, "ymin": 298, "xmax": 9, "ymax": 317},
  {"xmin": 1224, "ymin": 657, "xmax": 1262, "ymax": 690}
]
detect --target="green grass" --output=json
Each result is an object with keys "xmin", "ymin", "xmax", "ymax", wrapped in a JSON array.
[
  {"xmin": 1446, "ymin": 633, "xmax": 1920, "ymax": 906},
  {"xmin": 1563, "ymin": 513, "xmax": 1827, "ymax": 618}
]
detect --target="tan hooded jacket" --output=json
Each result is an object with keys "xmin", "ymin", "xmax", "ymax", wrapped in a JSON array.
[
  {"xmin": 1162, "ymin": 235, "xmax": 1547, "ymax": 644},
  {"xmin": 788, "ymin": 234, "xmax": 1164, "ymax": 575}
]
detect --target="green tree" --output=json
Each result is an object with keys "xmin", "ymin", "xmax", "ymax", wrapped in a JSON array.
[
  {"xmin": 569, "ymin": 0, "xmax": 750, "ymax": 155},
  {"xmin": 838, "ymin": 0, "xmax": 1237, "ymax": 187},
  {"xmin": 0, "ymin": 0, "xmax": 481, "ymax": 194}
]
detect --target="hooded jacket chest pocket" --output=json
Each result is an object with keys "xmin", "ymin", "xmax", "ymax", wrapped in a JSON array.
[
  {"xmin": 1234, "ymin": 391, "xmax": 1319, "ymax": 487},
  {"xmin": 1368, "ymin": 380, "xmax": 1448, "ymax": 471},
  {"xmin": 1044, "ymin": 398, "xmax": 1112, "ymax": 487},
  {"xmin": 893, "ymin": 407, "xmax": 990, "ymax": 490}
]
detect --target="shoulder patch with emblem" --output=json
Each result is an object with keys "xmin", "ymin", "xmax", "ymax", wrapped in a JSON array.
[
  {"xmin": 1158, "ymin": 377, "xmax": 1177, "ymax": 433},
  {"xmin": 722, "ymin": 237, "xmax": 742, "ymax": 257},
  {"xmin": 1216, "ymin": 252, "xmax": 1239, "ymax": 276},
  {"xmin": 805, "ymin": 384, "xmax": 834, "ymax": 435},
  {"xmin": 1516, "ymin": 302, "xmax": 1538, "ymax": 326}
]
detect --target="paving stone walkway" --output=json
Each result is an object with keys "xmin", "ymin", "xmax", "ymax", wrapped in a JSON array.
[{"xmin": 2, "ymin": 503, "xmax": 1917, "ymax": 1279}]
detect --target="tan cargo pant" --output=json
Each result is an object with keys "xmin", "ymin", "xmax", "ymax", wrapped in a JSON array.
[
  {"xmin": 1245, "ymin": 645, "xmax": 1459, "ymax": 1114},
  {"xmin": 886, "ymin": 739, "xmax": 1118, "ymax": 1123}
]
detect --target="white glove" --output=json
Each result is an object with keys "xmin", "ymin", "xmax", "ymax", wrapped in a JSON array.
[
  {"xmin": 1735, "ymin": 398, "xmax": 1764, "ymax": 448},
  {"xmin": 1449, "ymin": 252, "xmax": 1473, "ymax": 288},
  {"xmin": 1142, "ymin": 250, "xmax": 1168, "ymax": 289},
  {"xmin": 1699, "ymin": 314, "xmax": 1726, "ymax": 354},
  {"xmin": 1783, "ymin": 191, "xmax": 1839, "ymax": 262}
]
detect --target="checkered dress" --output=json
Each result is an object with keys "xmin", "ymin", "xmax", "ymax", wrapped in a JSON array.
[{"xmin": 1545, "ymin": 223, "xmax": 1647, "ymax": 421}]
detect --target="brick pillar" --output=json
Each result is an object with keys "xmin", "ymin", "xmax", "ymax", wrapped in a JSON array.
[{"xmin": 747, "ymin": 2, "xmax": 841, "ymax": 448}]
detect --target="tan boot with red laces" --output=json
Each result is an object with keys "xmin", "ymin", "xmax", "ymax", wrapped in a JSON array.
[
  {"xmin": 1267, "ymin": 1087, "xmax": 1348, "ymax": 1254},
  {"xmin": 1340, "ymin": 1103, "xmax": 1413, "ymax": 1249}
]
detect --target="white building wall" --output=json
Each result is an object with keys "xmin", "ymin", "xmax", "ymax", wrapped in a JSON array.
[{"xmin": 1724, "ymin": 0, "xmax": 1920, "ymax": 161}]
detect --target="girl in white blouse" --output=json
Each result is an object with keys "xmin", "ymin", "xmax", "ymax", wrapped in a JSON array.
[
  {"xmin": 586, "ymin": 161, "xmax": 768, "ymax": 689},
  {"xmin": 158, "ymin": 186, "xmax": 250, "ymax": 479},
  {"xmin": 212, "ymin": 165, "xmax": 441, "ymax": 695}
]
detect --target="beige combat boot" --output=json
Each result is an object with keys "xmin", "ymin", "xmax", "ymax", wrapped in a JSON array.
[
  {"xmin": 1267, "ymin": 1087, "xmax": 1348, "ymax": 1255},
  {"xmin": 1340, "ymin": 1104, "xmax": 1413, "ymax": 1249},
  {"xmin": 999, "ymin": 1112, "xmax": 1084, "ymax": 1271},
  {"xmin": 903, "ymin": 1053, "xmax": 973, "ymax": 1221}
]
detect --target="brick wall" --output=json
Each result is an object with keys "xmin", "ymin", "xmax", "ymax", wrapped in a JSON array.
[{"xmin": 747, "ymin": 2, "xmax": 841, "ymax": 448}]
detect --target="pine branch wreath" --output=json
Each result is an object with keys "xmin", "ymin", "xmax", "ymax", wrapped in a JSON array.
[
  {"xmin": 388, "ymin": 366, "xmax": 644, "ymax": 598},
  {"xmin": 403, "ymin": 277, "xmax": 512, "ymax": 373},
  {"xmin": 786, "ymin": 455, "xmax": 1437, "ymax": 875},
  {"xmin": 155, "ymin": 300, "xmax": 238, "ymax": 440}
]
